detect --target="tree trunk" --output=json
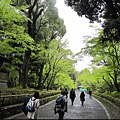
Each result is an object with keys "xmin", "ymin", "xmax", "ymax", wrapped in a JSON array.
[
  {"xmin": 109, "ymin": 71, "xmax": 120, "ymax": 92},
  {"xmin": 20, "ymin": 0, "xmax": 44, "ymax": 89},
  {"xmin": 114, "ymin": 70, "xmax": 120, "ymax": 92},
  {"xmin": 18, "ymin": 70, "xmax": 22, "ymax": 86},
  {"xmin": 37, "ymin": 64, "xmax": 44, "ymax": 90},
  {"xmin": 20, "ymin": 0, "xmax": 33, "ymax": 89},
  {"xmin": 102, "ymin": 76, "xmax": 113, "ymax": 92},
  {"xmin": 20, "ymin": 49, "xmax": 31, "ymax": 88}
]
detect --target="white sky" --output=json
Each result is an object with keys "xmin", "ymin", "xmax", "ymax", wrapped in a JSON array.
[{"xmin": 55, "ymin": 0, "xmax": 101, "ymax": 72}]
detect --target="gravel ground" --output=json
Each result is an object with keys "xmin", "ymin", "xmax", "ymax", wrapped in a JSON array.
[{"xmin": 6, "ymin": 90, "xmax": 110, "ymax": 119}]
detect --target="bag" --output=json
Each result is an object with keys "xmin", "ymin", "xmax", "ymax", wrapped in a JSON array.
[
  {"xmin": 22, "ymin": 97, "xmax": 30, "ymax": 116},
  {"xmin": 55, "ymin": 96, "xmax": 64, "ymax": 109},
  {"xmin": 26, "ymin": 98, "xmax": 36, "ymax": 112}
]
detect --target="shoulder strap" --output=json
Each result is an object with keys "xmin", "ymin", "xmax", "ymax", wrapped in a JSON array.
[
  {"xmin": 32, "ymin": 98, "xmax": 36, "ymax": 106},
  {"xmin": 33, "ymin": 98, "xmax": 36, "ymax": 101},
  {"xmin": 30, "ymin": 97, "xmax": 36, "ymax": 101},
  {"xmin": 61, "ymin": 95, "xmax": 63, "ymax": 98}
]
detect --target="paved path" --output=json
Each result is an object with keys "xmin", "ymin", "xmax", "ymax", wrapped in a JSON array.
[{"xmin": 6, "ymin": 90, "xmax": 110, "ymax": 119}]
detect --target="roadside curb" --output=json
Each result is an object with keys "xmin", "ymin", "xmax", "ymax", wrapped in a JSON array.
[{"xmin": 93, "ymin": 97, "xmax": 111, "ymax": 119}]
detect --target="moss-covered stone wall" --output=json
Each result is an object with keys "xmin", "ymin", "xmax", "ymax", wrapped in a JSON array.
[
  {"xmin": 0, "ymin": 91, "xmax": 60, "ymax": 119},
  {"xmin": 93, "ymin": 94, "xmax": 120, "ymax": 119}
]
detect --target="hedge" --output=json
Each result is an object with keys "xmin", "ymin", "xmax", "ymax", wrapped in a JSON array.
[
  {"xmin": 0, "ymin": 90, "xmax": 60, "ymax": 119},
  {"xmin": 93, "ymin": 93, "xmax": 120, "ymax": 119}
]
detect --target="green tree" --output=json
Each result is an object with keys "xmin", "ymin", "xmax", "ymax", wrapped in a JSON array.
[
  {"xmin": 80, "ymin": 30, "xmax": 120, "ymax": 92},
  {"xmin": 65, "ymin": 0, "xmax": 120, "ymax": 43},
  {"xmin": 39, "ymin": 39, "xmax": 77, "ymax": 90},
  {"xmin": 55, "ymin": 73, "xmax": 76, "ymax": 89},
  {"xmin": 77, "ymin": 68, "xmax": 97, "ymax": 90},
  {"xmin": 19, "ymin": 0, "xmax": 67, "ymax": 89},
  {"xmin": 0, "ymin": 0, "xmax": 33, "ymax": 87},
  {"xmin": 28, "ymin": 0, "xmax": 66, "ymax": 89}
]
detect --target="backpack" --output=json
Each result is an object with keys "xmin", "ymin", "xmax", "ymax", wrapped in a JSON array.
[
  {"xmin": 22, "ymin": 97, "xmax": 30, "ymax": 116},
  {"xmin": 26, "ymin": 98, "xmax": 36, "ymax": 112},
  {"xmin": 55, "ymin": 96, "xmax": 64, "ymax": 109}
]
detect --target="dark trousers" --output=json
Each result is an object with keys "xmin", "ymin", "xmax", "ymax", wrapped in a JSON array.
[
  {"xmin": 58, "ymin": 111, "xmax": 65, "ymax": 119},
  {"xmin": 65, "ymin": 102, "xmax": 67, "ymax": 112},
  {"xmin": 81, "ymin": 100, "xmax": 84, "ymax": 105},
  {"xmin": 71, "ymin": 99, "xmax": 75, "ymax": 105}
]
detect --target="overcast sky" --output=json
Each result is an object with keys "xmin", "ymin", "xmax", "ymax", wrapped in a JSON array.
[{"xmin": 55, "ymin": 0, "xmax": 101, "ymax": 72}]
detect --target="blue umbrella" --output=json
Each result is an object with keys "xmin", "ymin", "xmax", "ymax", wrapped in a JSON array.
[{"xmin": 80, "ymin": 88, "xmax": 87, "ymax": 93}]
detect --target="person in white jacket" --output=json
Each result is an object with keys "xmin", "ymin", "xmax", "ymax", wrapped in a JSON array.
[{"xmin": 27, "ymin": 91, "xmax": 40, "ymax": 119}]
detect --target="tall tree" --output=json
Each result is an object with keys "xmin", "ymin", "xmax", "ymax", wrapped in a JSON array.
[
  {"xmin": 17, "ymin": 0, "xmax": 46, "ymax": 88},
  {"xmin": 19, "ymin": 0, "xmax": 67, "ymax": 89},
  {"xmin": 80, "ymin": 30, "xmax": 120, "ymax": 92},
  {"xmin": 0, "ymin": 0, "xmax": 33, "ymax": 86},
  {"xmin": 34, "ymin": 0, "xmax": 66, "ymax": 89},
  {"xmin": 77, "ymin": 68, "xmax": 97, "ymax": 90},
  {"xmin": 44, "ymin": 39, "xmax": 76, "ymax": 90},
  {"xmin": 65, "ymin": 0, "xmax": 120, "ymax": 42}
]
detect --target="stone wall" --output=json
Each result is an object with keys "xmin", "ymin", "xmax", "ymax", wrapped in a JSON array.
[
  {"xmin": 0, "ymin": 72, "xmax": 8, "ymax": 89},
  {"xmin": 93, "ymin": 94, "xmax": 120, "ymax": 119}
]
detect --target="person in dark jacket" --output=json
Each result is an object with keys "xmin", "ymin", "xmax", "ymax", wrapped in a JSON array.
[
  {"xmin": 70, "ymin": 88, "xmax": 76, "ymax": 105},
  {"xmin": 89, "ymin": 90, "xmax": 92, "ymax": 98},
  {"xmin": 64, "ymin": 88, "xmax": 68, "ymax": 112},
  {"xmin": 80, "ymin": 91, "xmax": 85, "ymax": 106},
  {"xmin": 54, "ymin": 89, "xmax": 67, "ymax": 120},
  {"xmin": 64, "ymin": 88, "xmax": 68, "ymax": 98}
]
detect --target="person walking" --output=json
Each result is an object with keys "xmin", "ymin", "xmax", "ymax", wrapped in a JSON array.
[
  {"xmin": 80, "ymin": 91, "xmax": 85, "ymax": 106},
  {"xmin": 27, "ymin": 91, "xmax": 40, "ymax": 119},
  {"xmin": 69, "ymin": 88, "xmax": 76, "ymax": 105},
  {"xmin": 54, "ymin": 89, "xmax": 67, "ymax": 119},
  {"xmin": 64, "ymin": 88, "xmax": 68, "ymax": 98},
  {"xmin": 89, "ymin": 90, "xmax": 92, "ymax": 98},
  {"xmin": 64, "ymin": 88, "xmax": 68, "ymax": 112}
]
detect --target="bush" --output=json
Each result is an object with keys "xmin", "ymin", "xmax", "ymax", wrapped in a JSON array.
[
  {"xmin": 0, "ymin": 89, "xmax": 60, "ymax": 119},
  {"xmin": 93, "ymin": 91, "xmax": 120, "ymax": 107},
  {"xmin": 1, "ymin": 89, "xmax": 60, "ymax": 106}
]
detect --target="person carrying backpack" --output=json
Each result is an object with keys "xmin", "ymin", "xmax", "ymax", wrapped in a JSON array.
[
  {"xmin": 22, "ymin": 97, "xmax": 30, "ymax": 116},
  {"xmin": 54, "ymin": 89, "xmax": 67, "ymax": 119},
  {"xmin": 27, "ymin": 91, "xmax": 40, "ymax": 119}
]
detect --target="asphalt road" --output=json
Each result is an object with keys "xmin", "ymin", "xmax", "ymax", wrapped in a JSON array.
[{"xmin": 6, "ymin": 89, "xmax": 110, "ymax": 119}]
